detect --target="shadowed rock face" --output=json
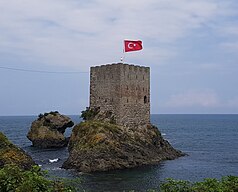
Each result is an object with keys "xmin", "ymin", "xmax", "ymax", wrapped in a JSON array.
[
  {"xmin": 0, "ymin": 132, "xmax": 35, "ymax": 170},
  {"xmin": 27, "ymin": 111, "xmax": 74, "ymax": 148},
  {"xmin": 62, "ymin": 121, "xmax": 184, "ymax": 172}
]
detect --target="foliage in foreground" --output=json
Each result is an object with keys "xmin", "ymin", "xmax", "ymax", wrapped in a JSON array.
[
  {"xmin": 1, "ymin": 164, "xmax": 237, "ymax": 192},
  {"xmin": 0, "ymin": 165, "xmax": 77, "ymax": 192},
  {"xmin": 160, "ymin": 176, "xmax": 238, "ymax": 192}
]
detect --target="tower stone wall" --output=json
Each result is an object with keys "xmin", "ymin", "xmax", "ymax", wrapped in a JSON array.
[{"xmin": 90, "ymin": 63, "xmax": 150, "ymax": 128}]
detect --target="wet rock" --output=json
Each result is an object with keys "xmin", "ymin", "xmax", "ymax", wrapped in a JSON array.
[
  {"xmin": 0, "ymin": 132, "xmax": 36, "ymax": 170},
  {"xmin": 27, "ymin": 111, "xmax": 74, "ymax": 148}
]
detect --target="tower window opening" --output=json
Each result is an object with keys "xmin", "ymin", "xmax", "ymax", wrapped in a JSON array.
[{"xmin": 144, "ymin": 96, "xmax": 147, "ymax": 104}]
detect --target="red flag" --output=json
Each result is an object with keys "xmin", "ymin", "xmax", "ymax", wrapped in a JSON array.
[{"xmin": 124, "ymin": 40, "xmax": 143, "ymax": 52}]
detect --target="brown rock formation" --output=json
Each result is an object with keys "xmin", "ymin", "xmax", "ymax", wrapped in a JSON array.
[
  {"xmin": 27, "ymin": 111, "xmax": 74, "ymax": 148},
  {"xmin": 62, "ymin": 121, "xmax": 184, "ymax": 172}
]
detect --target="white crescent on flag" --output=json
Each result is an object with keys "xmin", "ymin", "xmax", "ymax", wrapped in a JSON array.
[{"xmin": 128, "ymin": 42, "xmax": 136, "ymax": 49}]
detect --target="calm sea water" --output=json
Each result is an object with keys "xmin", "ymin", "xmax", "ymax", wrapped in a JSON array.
[{"xmin": 0, "ymin": 114, "xmax": 237, "ymax": 191}]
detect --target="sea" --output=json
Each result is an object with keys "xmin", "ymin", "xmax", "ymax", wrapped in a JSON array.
[{"xmin": 0, "ymin": 114, "xmax": 237, "ymax": 191}]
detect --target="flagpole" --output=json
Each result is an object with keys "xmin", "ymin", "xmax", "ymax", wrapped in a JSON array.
[
  {"xmin": 121, "ymin": 41, "xmax": 125, "ymax": 64},
  {"xmin": 121, "ymin": 49, "xmax": 125, "ymax": 64}
]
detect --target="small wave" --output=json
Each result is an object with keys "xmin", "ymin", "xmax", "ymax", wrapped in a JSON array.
[
  {"xmin": 49, "ymin": 158, "xmax": 60, "ymax": 163},
  {"xmin": 51, "ymin": 167, "xmax": 63, "ymax": 171},
  {"xmin": 162, "ymin": 133, "xmax": 166, "ymax": 136}
]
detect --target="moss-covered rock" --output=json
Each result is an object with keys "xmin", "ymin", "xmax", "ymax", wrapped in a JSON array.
[
  {"xmin": 62, "ymin": 121, "xmax": 184, "ymax": 172},
  {"xmin": 27, "ymin": 111, "xmax": 74, "ymax": 148},
  {"xmin": 0, "ymin": 132, "xmax": 35, "ymax": 170},
  {"xmin": 81, "ymin": 107, "xmax": 116, "ymax": 124}
]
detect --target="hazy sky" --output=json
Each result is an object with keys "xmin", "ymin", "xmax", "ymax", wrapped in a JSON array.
[{"xmin": 0, "ymin": 0, "xmax": 238, "ymax": 115}]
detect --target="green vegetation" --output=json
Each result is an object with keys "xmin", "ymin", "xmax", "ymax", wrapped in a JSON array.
[
  {"xmin": 81, "ymin": 107, "xmax": 116, "ymax": 124},
  {"xmin": 1, "ymin": 163, "xmax": 237, "ymax": 191},
  {"xmin": 38, "ymin": 111, "xmax": 59, "ymax": 120},
  {"xmin": 80, "ymin": 107, "xmax": 100, "ymax": 121},
  {"xmin": 69, "ymin": 120, "xmax": 121, "ymax": 150},
  {"xmin": 0, "ymin": 165, "xmax": 77, "ymax": 192},
  {"xmin": 160, "ymin": 176, "xmax": 238, "ymax": 192}
]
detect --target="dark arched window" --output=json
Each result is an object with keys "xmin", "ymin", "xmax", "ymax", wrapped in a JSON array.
[{"xmin": 144, "ymin": 96, "xmax": 147, "ymax": 104}]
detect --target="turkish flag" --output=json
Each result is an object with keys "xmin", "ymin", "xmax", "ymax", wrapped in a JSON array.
[{"xmin": 124, "ymin": 40, "xmax": 143, "ymax": 52}]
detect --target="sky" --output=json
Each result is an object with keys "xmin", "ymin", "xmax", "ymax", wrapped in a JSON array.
[{"xmin": 0, "ymin": 0, "xmax": 238, "ymax": 115}]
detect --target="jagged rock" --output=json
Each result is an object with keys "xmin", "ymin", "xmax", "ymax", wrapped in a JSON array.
[
  {"xmin": 0, "ymin": 132, "xmax": 36, "ymax": 170},
  {"xmin": 27, "ymin": 111, "xmax": 74, "ymax": 148},
  {"xmin": 62, "ymin": 121, "xmax": 184, "ymax": 172}
]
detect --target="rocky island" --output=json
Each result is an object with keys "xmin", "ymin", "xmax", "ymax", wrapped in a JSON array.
[
  {"xmin": 27, "ymin": 111, "xmax": 74, "ymax": 148},
  {"xmin": 62, "ymin": 113, "xmax": 183, "ymax": 172}
]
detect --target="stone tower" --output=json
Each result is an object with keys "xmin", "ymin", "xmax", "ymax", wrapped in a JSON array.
[{"xmin": 90, "ymin": 63, "xmax": 150, "ymax": 128}]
